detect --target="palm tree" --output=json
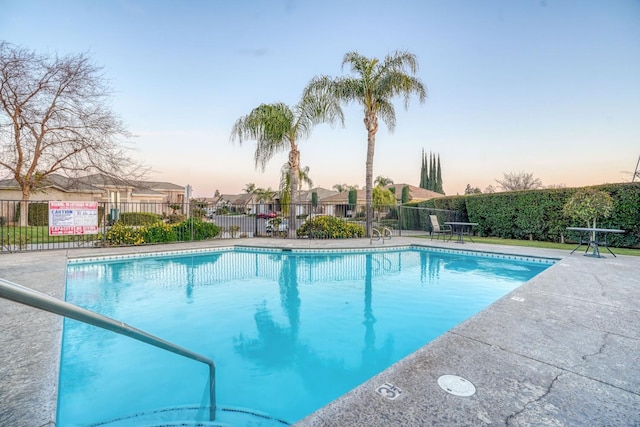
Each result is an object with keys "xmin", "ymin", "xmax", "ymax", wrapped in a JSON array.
[
  {"xmin": 333, "ymin": 183, "xmax": 348, "ymax": 193},
  {"xmin": 230, "ymin": 91, "xmax": 343, "ymax": 237},
  {"xmin": 306, "ymin": 51, "xmax": 426, "ymax": 237},
  {"xmin": 279, "ymin": 163, "xmax": 313, "ymax": 215},
  {"xmin": 374, "ymin": 175, "xmax": 394, "ymax": 187},
  {"xmin": 333, "ymin": 183, "xmax": 359, "ymax": 192},
  {"xmin": 244, "ymin": 183, "xmax": 256, "ymax": 194},
  {"xmin": 253, "ymin": 187, "xmax": 277, "ymax": 209}
]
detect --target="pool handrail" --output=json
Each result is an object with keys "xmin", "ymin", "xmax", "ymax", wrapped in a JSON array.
[
  {"xmin": 370, "ymin": 226, "xmax": 392, "ymax": 244},
  {"xmin": 0, "ymin": 277, "xmax": 216, "ymax": 422}
]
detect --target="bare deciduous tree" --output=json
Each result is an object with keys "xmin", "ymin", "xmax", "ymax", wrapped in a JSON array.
[
  {"xmin": 0, "ymin": 42, "xmax": 143, "ymax": 225},
  {"xmin": 495, "ymin": 171, "xmax": 543, "ymax": 191}
]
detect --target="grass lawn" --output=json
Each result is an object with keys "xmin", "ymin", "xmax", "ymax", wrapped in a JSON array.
[
  {"xmin": 415, "ymin": 235, "xmax": 640, "ymax": 257},
  {"xmin": 1, "ymin": 226, "xmax": 95, "ymax": 246}
]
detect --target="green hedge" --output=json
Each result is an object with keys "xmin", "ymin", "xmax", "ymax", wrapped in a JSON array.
[
  {"xmin": 399, "ymin": 200, "xmax": 461, "ymax": 231},
  {"xmin": 14, "ymin": 202, "xmax": 48, "ymax": 226},
  {"xmin": 434, "ymin": 183, "xmax": 640, "ymax": 247}
]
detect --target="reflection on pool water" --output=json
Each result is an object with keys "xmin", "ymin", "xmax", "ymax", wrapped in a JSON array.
[{"xmin": 58, "ymin": 247, "xmax": 552, "ymax": 426}]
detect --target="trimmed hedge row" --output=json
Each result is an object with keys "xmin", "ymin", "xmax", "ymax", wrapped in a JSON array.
[
  {"xmin": 400, "ymin": 199, "xmax": 463, "ymax": 231},
  {"xmin": 411, "ymin": 183, "xmax": 640, "ymax": 248}
]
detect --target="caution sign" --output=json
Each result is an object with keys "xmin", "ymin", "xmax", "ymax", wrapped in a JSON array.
[{"xmin": 48, "ymin": 201, "xmax": 99, "ymax": 236}]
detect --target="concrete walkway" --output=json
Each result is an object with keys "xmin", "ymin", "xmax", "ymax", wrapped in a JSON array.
[{"xmin": 1, "ymin": 237, "xmax": 638, "ymax": 426}]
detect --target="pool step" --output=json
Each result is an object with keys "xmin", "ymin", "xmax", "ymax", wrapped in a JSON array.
[{"xmin": 90, "ymin": 404, "xmax": 291, "ymax": 427}]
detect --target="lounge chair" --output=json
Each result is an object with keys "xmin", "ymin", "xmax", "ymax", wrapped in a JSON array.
[{"xmin": 429, "ymin": 215, "xmax": 452, "ymax": 240}]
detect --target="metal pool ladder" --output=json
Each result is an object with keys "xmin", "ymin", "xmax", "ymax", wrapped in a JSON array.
[
  {"xmin": 370, "ymin": 226, "xmax": 393, "ymax": 244},
  {"xmin": 0, "ymin": 277, "xmax": 217, "ymax": 422}
]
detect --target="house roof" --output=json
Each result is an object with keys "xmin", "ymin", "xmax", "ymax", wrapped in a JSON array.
[
  {"xmin": 217, "ymin": 194, "xmax": 251, "ymax": 204},
  {"xmin": 320, "ymin": 190, "xmax": 366, "ymax": 204},
  {"xmin": 0, "ymin": 175, "xmax": 104, "ymax": 194},
  {"xmin": 80, "ymin": 174, "xmax": 185, "ymax": 192},
  {"xmin": 136, "ymin": 181, "xmax": 185, "ymax": 191},
  {"xmin": 0, "ymin": 173, "xmax": 185, "ymax": 195},
  {"xmin": 293, "ymin": 187, "xmax": 338, "ymax": 203}
]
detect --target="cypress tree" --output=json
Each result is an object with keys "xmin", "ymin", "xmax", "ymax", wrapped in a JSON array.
[
  {"xmin": 423, "ymin": 151, "xmax": 429, "ymax": 190},
  {"xmin": 429, "ymin": 152, "xmax": 436, "ymax": 191},
  {"xmin": 348, "ymin": 188, "xmax": 357, "ymax": 206},
  {"xmin": 423, "ymin": 151, "xmax": 429, "ymax": 189},
  {"xmin": 420, "ymin": 149, "xmax": 446, "ymax": 193},
  {"xmin": 419, "ymin": 149, "xmax": 426, "ymax": 188},
  {"xmin": 436, "ymin": 154, "xmax": 444, "ymax": 194},
  {"xmin": 401, "ymin": 185, "xmax": 410, "ymax": 203}
]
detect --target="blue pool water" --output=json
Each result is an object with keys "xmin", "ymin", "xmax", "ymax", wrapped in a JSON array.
[{"xmin": 58, "ymin": 247, "xmax": 551, "ymax": 426}]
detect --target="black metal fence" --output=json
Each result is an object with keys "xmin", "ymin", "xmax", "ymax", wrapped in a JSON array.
[{"xmin": 0, "ymin": 199, "xmax": 458, "ymax": 253}]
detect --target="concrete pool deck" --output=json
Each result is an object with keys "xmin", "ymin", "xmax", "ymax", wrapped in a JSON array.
[{"xmin": 1, "ymin": 237, "xmax": 638, "ymax": 426}]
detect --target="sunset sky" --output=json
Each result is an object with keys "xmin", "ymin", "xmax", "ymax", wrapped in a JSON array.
[{"xmin": 3, "ymin": 0, "xmax": 639, "ymax": 196}]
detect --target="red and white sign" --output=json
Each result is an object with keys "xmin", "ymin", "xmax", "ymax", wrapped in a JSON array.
[{"xmin": 48, "ymin": 201, "xmax": 99, "ymax": 236}]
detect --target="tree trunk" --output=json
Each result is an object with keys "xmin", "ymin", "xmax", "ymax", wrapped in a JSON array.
[
  {"xmin": 19, "ymin": 186, "xmax": 31, "ymax": 228},
  {"xmin": 288, "ymin": 145, "xmax": 300, "ymax": 239},
  {"xmin": 364, "ymin": 112, "xmax": 378, "ymax": 238}
]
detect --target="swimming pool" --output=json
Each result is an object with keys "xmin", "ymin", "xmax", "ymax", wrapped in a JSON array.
[{"xmin": 58, "ymin": 246, "xmax": 552, "ymax": 426}]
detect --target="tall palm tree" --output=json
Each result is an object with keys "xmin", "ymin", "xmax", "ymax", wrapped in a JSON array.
[
  {"xmin": 279, "ymin": 163, "xmax": 313, "ymax": 215},
  {"xmin": 230, "ymin": 91, "xmax": 343, "ymax": 237},
  {"xmin": 306, "ymin": 51, "xmax": 426, "ymax": 237}
]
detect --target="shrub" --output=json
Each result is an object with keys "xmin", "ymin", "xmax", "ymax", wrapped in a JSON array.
[
  {"xmin": 102, "ymin": 222, "xmax": 144, "ymax": 246},
  {"xmin": 28, "ymin": 202, "xmax": 49, "ymax": 226},
  {"xmin": 141, "ymin": 222, "xmax": 178, "ymax": 243},
  {"xmin": 228, "ymin": 225, "xmax": 240, "ymax": 238},
  {"xmin": 297, "ymin": 215, "xmax": 365, "ymax": 239},
  {"xmin": 119, "ymin": 212, "xmax": 161, "ymax": 226},
  {"xmin": 166, "ymin": 213, "xmax": 187, "ymax": 224},
  {"xmin": 173, "ymin": 218, "xmax": 221, "ymax": 241}
]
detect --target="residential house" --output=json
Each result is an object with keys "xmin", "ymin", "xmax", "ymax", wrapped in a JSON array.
[
  {"xmin": 0, "ymin": 173, "xmax": 185, "ymax": 224},
  {"xmin": 214, "ymin": 193, "xmax": 262, "ymax": 215},
  {"xmin": 291, "ymin": 187, "xmax": 338, "ymax": 216},
  {"xmin": 320, "ymin": 184, "xmax": 444, "ymax": 217}
]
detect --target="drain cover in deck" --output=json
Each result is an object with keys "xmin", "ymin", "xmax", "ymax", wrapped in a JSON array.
[{"xmin": 437, "ymin": 375, "xmax": 476, "ymax": 396}]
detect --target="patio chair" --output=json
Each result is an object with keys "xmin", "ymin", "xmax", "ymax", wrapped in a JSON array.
[{"xmin": 429, "ymin": 215, "xmax": 452, "ymax": 240}]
